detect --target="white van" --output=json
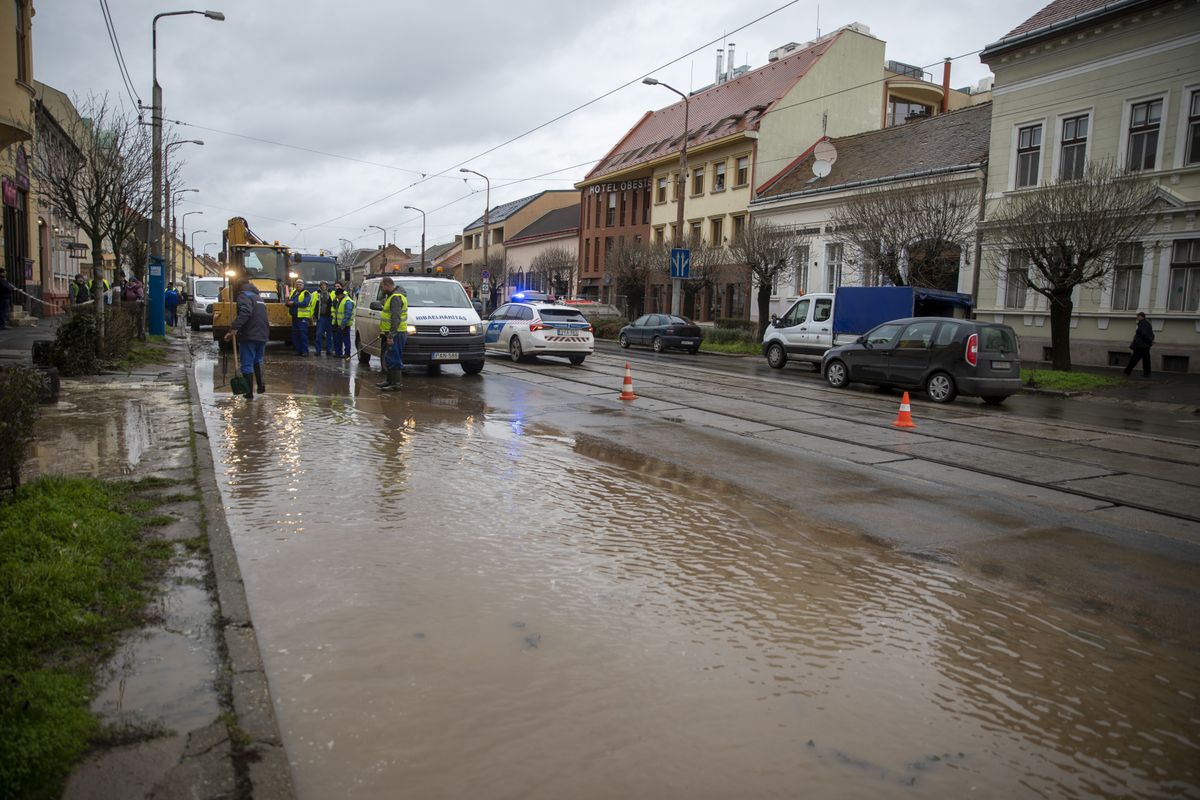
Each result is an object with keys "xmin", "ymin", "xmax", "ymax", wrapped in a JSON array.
[
  {"xmin": 353, "ymin": 276, "xmax": 485, "ymax": 375},
  {"xmin": 187, "ymin": 276, "xmax": 224, "ymax": 330}
]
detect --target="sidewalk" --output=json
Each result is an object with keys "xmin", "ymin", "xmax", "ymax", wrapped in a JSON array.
[
  {"xmin": 0, "ymin": 314, "xmax": 59, "ymax": 362},
  {"xmin": 1024, "ymin": 360, "xmax": 1200, "ymax": 412},
  {"xmin": 20, "ymin": 330, "xmax": 293, "ymax": 800}
]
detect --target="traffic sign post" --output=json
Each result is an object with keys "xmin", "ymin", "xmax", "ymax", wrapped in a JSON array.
[{"xmin": 670, "ymin": 248, "xmax": 691, "ymax": 279}]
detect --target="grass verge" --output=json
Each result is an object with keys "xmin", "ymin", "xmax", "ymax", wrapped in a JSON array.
[
  {"xmin": 108, "ymin": 338, "xmax": 171, "ymax": 373},
  {"xmin": 1021, "ymin": 369, "xmax": 1129, "ymax": 392},
  {"xmin": 700, "ymin": 340, "xmax": 761, "ymax": 355},
  {"xmin": 0, "ymin": 476, "xmax": 170, "ymax": 799}
]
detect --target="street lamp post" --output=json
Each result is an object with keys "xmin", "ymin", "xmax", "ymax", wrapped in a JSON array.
[
  {"xmin": 168, "ymin": 185, "xmax": 198, "ymax": 286},
  {"xmin": 404, "ymin": 206, "xmax": 426, "ymax": 274},
  {"xmin": 164, "ymin": 139, "xmax": 202, "ymax": 285},
  {"xmin": 366, "ymin": 225, "xmax": 386, "ymax": 250},
  {"xmin": 190, "ymin": 228, "xmax": 207, "ymax": 280},
  {"xmin": 150, "ymin": 10, "xmax": 221, "ymax": 336},
  {"xmin": 180, "ymin": 210, "xmax": 202, "ymax": 279},
  {"xmin": 459, "ymin": 168, "xmax": 490, "ymax": 311},
  {"xmin": 204, "ymin": 242, "xmax": 219, "ymax": 274},
  {"xmin": 643, "ymin": 78, "xmax": 689, "ymax": 316}
]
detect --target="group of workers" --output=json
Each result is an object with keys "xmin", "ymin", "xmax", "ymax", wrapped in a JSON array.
[{"xmin": 224, "ymin": 275, "xmax": 408, "ymax": 398}]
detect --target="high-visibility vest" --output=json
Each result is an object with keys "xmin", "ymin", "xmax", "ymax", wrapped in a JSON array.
[
  {"xmin": 334, "ymin": 295, "xmax": 354, "ymax": 326},
  {"xmin": 380, "ymin": 291, "xmax": 408, "ymax": 333},
  {"xmin": 292, "ymin": 289, "xmax": 314, "ymax": 319}
]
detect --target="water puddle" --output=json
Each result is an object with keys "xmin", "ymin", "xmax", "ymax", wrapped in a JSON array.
[{"xmin": 197, "ymin": 354, "xmax": 1200, "ymax": 799}]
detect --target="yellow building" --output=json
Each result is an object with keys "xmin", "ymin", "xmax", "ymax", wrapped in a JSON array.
[{"xmin": 1, "ymin": 0, "xmax": 38, "ymax": 315}]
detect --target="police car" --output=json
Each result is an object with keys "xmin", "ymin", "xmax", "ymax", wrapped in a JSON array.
[{"xmin": 483, "ymin": 295, "xmax": 594, "ymax": 364}]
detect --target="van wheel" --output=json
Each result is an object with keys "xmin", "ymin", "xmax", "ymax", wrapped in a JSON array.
[
  {"xmin": 766, "ymin": 342, "xmax": 787, "ymax": 369},
  {"xmin": 509, "ymin": 336, "xmax": 525, "ymax": 362},
  {"xmin": 191, "ymin": 317, "xmax": 200, "ymax": 332},
  {"xmin": 356, "ymin": 332, "xmax": 371, "ymax": 366},
  {"xmin": 569, "ymin": 355, "xmax": 586, "ymax": 365},
  {"xmin": 652, "ymin": 337, "xmax": 664, "ymax": 353},
  {"xmin": 926, "ymin": 371, "xmax": 957, "ymax": 403},
  {"xmin": 462, "ymin": 361, "xmax": 484, "ymax": 375},
  {"xmin": 981, "ymin": 395, "xmax": 1008, "ymax": 406},
  {"xmin": 825, "ymin": 359, "xmax": 849, "ymax": 388}
]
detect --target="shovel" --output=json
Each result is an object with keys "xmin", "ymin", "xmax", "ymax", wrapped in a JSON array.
[{"xmin": 230, "ymin": 331, "xmax": 251, "ymax": 396}]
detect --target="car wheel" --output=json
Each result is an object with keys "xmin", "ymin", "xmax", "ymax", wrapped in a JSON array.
[
  {"xmin": 568, "ymin": 355, "xmax": 586, "ymax": 365},
  {"xmin": 356, "ymin": 332, "xmax": 371, "ymax": 366},
  {"xmin": 981, "ymin": 395, "xmax": 1008, "ymax": 406},
  {"xmin": 766, "ymin": 342, "xmax": 787, "ymax": 369},
  {"xmin": 687, "ymin": 347, "xmax": 699, "ymax": 355},
  {"xmin": 462, "ymin": 360, "xmax": 484, "ymax": 375},
  {"xmin": 825, "ymin": 359, "xmax": 849, "ymax": 388},
  {"xmin": 509, "ymin": 336, "xmax": 525, "ymax": 362},
  {"xmin": 652, "ymin": 336, "xmax": 664, "ymax": 353},
  {"xmin": 619, "ymin": 333, "xmax": 630, "ymax": 349},
  {"xmin": 926, "ymin": 371, "xmax": 958, "ymax": 403}
]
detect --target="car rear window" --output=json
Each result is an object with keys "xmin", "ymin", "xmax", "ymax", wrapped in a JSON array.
[
  {"xmin": 667, "ymin": 316, "xmax": 692, "ymax": 325},
  {"xmin": 539, "ymin": 309, "xmax": 587, "ymax": 321},
  {"xmin": 980, "ymin": 325, "xmax": 1018, "ymax": 352}
]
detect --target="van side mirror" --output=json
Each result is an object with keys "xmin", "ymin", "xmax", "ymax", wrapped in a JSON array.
[
  {"xmin": 770, "ymin": 314, "xmax": 778, "ymax": 325},
  {"xmin": 369, "ymin": 301, "xmax": 383, "ymax": 311}
]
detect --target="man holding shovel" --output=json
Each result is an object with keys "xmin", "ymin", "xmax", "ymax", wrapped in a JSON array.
[{"xmin": 224, "ymin": 280, "xmax": 269, "ymax": 398}]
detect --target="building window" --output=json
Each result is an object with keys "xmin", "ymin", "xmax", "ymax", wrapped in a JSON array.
[
  {"xmin": 1016, "ymin": 124, "xmax": 1042, "ymax": 188},
  {"xmin": 713, "ymin": 162, "xmax": 726, "ymax": 192},
  {"xmin": 583, "ymin": 238, "xmax": 590, "ymax": 270},
  {"xmin": 657, "ymin": 176, "xmax": 667, "ymax": 203},
  {"xmin": 1059, "ymin": 114, "xmax": 1088, "ymax": 181},
  {"xmin": 824, "ymin": 243, "xmax": 843, "ymax": 291},
  {"xmin": 1111, "ymin": 243, "xmax": 1143, "ymax": 311},
  {"xmin": 620, "ymin": 191, "xmax": 628, "ymax": 227},
  {"xmin": 1127, "ymin": 98, "xmax": 1162, "ymax": 172},
  {"xmin": 593, "ymin": 238, "xmax": 600, "ymax": 271},
  {"xmin": 710, "ymin": 217, "xmax": 723, "ymax": 244},
  {"xmin": 887, "ymin": 99, "xmax": 931, "ymax": 127},
  {"xmin": 606, "ymin": 192, "xmax": 617, "ymax": 227},
  {"xmin": 692, "ymin": 166, "xmax": 705, "ymax": 195},
  {"xmin": 595, "ymin": 194, "xmax": 602, "ymax": 227},
  {"xmin": 654, "ymin": 226, "xmax": 665, "ymax": 244},
  {"xmin": 793, "ymin": 245, "xmax": 810, "ymax": 294},
  {"xmin": 15, "ymin": 0, "xmax": 28, "ymax": 83},
  {"xmin": 630, "ymin": 190, "xmax": 638, "ymax": 226},
  {"xmin": 643, "ymin": 188, "xmax": 651, "ymax": 224},
  {"xmin": 735, "ymin": 156, "xmax": 749, "ymax": 187},
  {"xmin": 1168, "ymin": 239, "xmax": 1200, "ymax": 312},
  {"xmin": 603, "ymin": 237, "xmax": 614, "ymax": 267},
  {"xmin": 731, "ymin": 214, "xmax": 746, "ymax": 243},
  {"xmin": 690, "ymin": 221, "xmax": 702, "ymax": 240},
  {"xmin": 1005, "ymin": 251, "xmax": 1029, "ymax": 309},
  {"xmin": 1187, "ymin": 90, "xmax": 1200, "ymax": 166}
]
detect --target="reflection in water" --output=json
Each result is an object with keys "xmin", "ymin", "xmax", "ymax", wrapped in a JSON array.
[{"xmin": 197, "ymin": 355, "xmax": 1199, "ymax": 800}]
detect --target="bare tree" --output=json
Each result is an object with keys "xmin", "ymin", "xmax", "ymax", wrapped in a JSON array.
[
  {"xmin": 529, "ymin": 246, "xmax": 578, "ymax": 298},
  {"xmin": 830, "ymin": 178, "xmax": 978, "ymax": 290},
  {"xmin": 605, "ymin": 239, "xmax": 655, "ymax": 318},
  {"xmin": 987, "ymin": 160, "xmax": 1155, "ymax": 370},
  {"xmin": 485, "ymin": 251, "xmax": 507, "ymax": 308},
  {"xmin": 728, "ymin": 220, "xmax": 809, "ymax": 337}
]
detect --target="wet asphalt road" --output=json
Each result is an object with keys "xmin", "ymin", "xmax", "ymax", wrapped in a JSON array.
[{"xmin": 196, "ymin": 337, "xmax": 1199, "ymax": 799}]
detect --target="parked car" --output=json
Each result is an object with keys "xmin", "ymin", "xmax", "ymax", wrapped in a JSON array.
[
  {"xmin": 619, "ymin": 314, "xmax": 703, "ymax": 353},
  {"xmin": 353, "ymin": 275, "xmax": 485, "ymax": 375},
  {"xmin": 821, "ymin": 317, "xmax": 1021, "ymax": 404},
  {"xmin": 187, "ymin": 277, "xmax": 223, "ymax": 330},
  {"xmin": 484, "ymin": 301, "xmax": 594, "ymax": 364}
]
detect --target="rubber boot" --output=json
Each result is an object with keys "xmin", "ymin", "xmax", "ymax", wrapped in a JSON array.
[
  {"xmin": 380, "ymin": 368, "xmax": 402, "ymax": 391},
  {"xmin": 376, "ymin": 367, "xmax": 393, "ymax": 389},
  {"xmin": 254, "ymin": 363, "xmax": 265, "ymax": 394},
  {"xmin": 244, "ymin": 375, "xmax": 254, "ymax": 400}
]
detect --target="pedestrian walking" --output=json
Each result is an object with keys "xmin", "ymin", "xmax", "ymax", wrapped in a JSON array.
[
  {"xmin": 286, "ymin": 278, "xmax": 314, "ymax": 356},
  {"xmin": 1123, "ymin": 312, "xmax": 1155, "ymax": 378},
  {"xmin": 164, "ymin": 282, "xmax": 181, "ymax": 327},
  {"xmin": 223, "ymin": 280, "xmax": 269, "ymax": 399},
  {"xmin": 70, "ymin": 274, "xmax": 91, "ymax": 306},
  {"xmin": 332, "ymin": 282, "xmax": 354, "ymax": 357},
  {"xmin": 314, "ymin": 281, "xmax": 334, "ymax": 355},
  {"xmin": 0, "ymin": 267, "xmax": 14, "ymax": 329},
  {"xmin": 377, "ymin": 276, "xmax": 408, "ymax": 391}
]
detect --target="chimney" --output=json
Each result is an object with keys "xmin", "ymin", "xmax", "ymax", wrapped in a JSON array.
[
  {"xmin": 715, "ymin": 49, "xmax": 724, "ymax": 85},
  {"xmin": 404, "ymin": 247, "xmax": 412, "ymax": 255},
  {"xmin": 941, "ymin": 58, "xmax": 951, "ymax": 112},
  {"xmin": 726, "ymin": 43, "xmax": 735, "ymax": 81}
]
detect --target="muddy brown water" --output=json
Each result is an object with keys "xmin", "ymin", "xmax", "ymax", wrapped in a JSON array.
[{"xmin": 198, "ymin": 355, "xmax": 1199, "ymax": 799}]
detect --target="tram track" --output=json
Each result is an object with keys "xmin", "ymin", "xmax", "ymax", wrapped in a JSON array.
[{"xmin": 493, "ymin": 353, "xmax": 1200, "ymax": 526}]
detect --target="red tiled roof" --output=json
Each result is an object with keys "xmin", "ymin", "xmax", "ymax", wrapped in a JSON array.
[
  {"xmin": 986, "ymin": 0, "xmax": 1148, "ymax": 53},
  {"xmin": 584, "ymin": 34, "xmax": 841, "ymax": 182}
]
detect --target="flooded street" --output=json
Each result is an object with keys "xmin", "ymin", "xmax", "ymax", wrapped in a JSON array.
[{"xmin": 197, "ymin": 350, "xmax": 1199, "ymax": 799}]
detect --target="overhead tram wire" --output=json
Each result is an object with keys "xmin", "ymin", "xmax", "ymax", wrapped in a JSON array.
[{"xmin": 98, "ymin": 0, "xmax": 141, "ymax": 111}]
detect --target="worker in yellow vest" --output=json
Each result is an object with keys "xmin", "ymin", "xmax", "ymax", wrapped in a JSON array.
[
  {"xmin": 286, "ymin": 278, "xmax": 314, "ymax": 356},
  {"xmin": 377, "ymin": 276, "xmax": 408, "ymax": 391}
]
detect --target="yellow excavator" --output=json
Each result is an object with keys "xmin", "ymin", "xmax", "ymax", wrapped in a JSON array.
[{"xmin": 211, "ymin": 217, "xmax": 293, "ymax": 344}]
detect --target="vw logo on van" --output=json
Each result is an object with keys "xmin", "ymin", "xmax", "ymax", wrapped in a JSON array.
[{"xmin": 439, "ymin": 326, "xmax": 449, "ymax": 337}]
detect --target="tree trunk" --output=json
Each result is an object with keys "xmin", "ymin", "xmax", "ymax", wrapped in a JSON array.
[
  {"xmin": 756, "ymin": 281, "xmax": 773, "ymax": 339},
  {"xmin": 1048, "ymin": 290, "xmax": 1074, "ymax": 371},
  {"xmin": 90, "ymin": 237, "xmax": 106, "ymax": 356}
]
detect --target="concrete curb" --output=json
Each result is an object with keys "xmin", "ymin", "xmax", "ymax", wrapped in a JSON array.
[{"xmin": 185, "ymin": 352, "xmax": 296, "ymax": 800}]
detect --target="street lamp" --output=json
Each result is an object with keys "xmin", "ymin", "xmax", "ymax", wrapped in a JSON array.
[
  {"xmin": 643, "ymin": 77, "xmax": 689, "ymax": 316},
  {"xmin": 150, "ymin": 9, "xmax": 221, "ymax": 337},
  {"xmin": 404, "ymin": 206, "xmax": 426, "ymax": 274},
  {"xmin": 180, "ymin": 211, "xmax": 202, "ymax": 278},
  {"xmin": 190, "ymin": 228, "xmax": 207, "ymax": 279},
  {"xmin": 365, "ymin": 225, "xmax": 386, "ymax": 250},
  {"xmin": 460, "ymin": 168, "xmax": 490, "ymax": 311},
  {"xmin": 204, "ymin": 241, "xmax": 219, "ymax": 274},
  {"xmin": 167, "ymin": 182, "xmax": 199, "ymax": 286},
  {"xmin": 163, "ymin": 137, "xmax": 203, "ymax": 287}
]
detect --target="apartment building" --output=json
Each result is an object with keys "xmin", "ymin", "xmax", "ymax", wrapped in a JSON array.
[
  {"xmin": 461, "ymin": 190, "xmax": 578, "ymax": 277},
  {"xmin": 1, "ymin": 0, "xmax": 37, "ymax": 312}
]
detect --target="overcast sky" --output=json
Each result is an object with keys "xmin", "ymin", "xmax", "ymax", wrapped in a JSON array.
[{"xmin": 34, "ymin": 0, "xmax": 1044, "ymax": 255}]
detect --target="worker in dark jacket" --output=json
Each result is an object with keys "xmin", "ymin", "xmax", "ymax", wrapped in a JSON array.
[
  {"xmin": 377, "ymin": 276, "xmax": 408, "ymax": 391},
  {"xmin": 224, "ymin": 280, "xmax": 269, "ymax": 398},
  {"xmin": 314, "ymin": 281, "xmax": 334, "ymax": 355},
  {"xmin": 1123, "ymin": 312, "xmax": 1155, "ymax": 377}
]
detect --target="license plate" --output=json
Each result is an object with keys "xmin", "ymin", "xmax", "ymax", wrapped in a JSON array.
[
  {"xmin": 991, "ymin": 360, "xmax": 1011, "ymax": 369},
  {"xmin": 432, "ymin": 352, "xmax": 459, "ymax": 361},
  {"xmin": 556, "ymin": 329, "xmax": 573, "ymax": 336},
  {"xmin": 680, "ymin": 340, "xmax": 696, "ymax": 346}
]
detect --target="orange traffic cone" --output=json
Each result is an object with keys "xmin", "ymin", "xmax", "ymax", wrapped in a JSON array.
[
  {"xmin": 619, "ymin": 362, "xmax": 637, "ymax": 401},
  {"xmin": 893, "ymin": 391, "xmax": 916, "ymax": 428}
]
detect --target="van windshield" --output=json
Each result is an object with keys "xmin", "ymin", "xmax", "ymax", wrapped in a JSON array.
[
  {"xmin": 193, "ymin": 279, "xmax": 222, "ymax": 298},
  {"xmin": 397, "ymin": 281, "xmax": 472, "ymax": 308}
]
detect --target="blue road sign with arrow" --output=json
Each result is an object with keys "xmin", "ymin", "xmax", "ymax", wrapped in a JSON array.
[{"xmin": 670, "ymin": 247, "xmax": 691, "ymax": 279}]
